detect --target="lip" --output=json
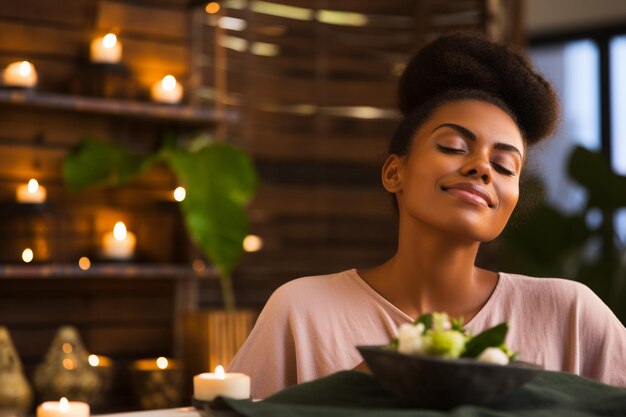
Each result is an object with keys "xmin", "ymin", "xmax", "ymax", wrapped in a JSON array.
[{"xmin": 441, "ymin": 182, "xmax": 494, "ymax": 208}]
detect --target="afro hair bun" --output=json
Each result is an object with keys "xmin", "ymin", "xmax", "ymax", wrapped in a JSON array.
[{"xmin": 398, "ymin": 32, "xmax": 560, "ymax": 145}]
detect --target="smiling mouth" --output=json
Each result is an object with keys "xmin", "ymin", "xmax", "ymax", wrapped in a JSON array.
[{"xmin": 441, "ymin": 185, "xmax": 494, "ymax": 208}]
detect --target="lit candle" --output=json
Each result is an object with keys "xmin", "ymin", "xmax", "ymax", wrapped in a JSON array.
[
  {"xmin": 102, "ymin": 222, "xmax": 136, "ymax": 260},
  {"xmin": 36, "ymin": 397, "xmax": 90, "ymax": 417},
  {"xmin": 16, "ymin": 178, "xmax": 47, "ymax": 203},
  {"xmin": 193, "ymin": 365, "xmax": 250, "ymax": 401},
  {"xmin": 2, "ymin": 61, "xmax": 38, "ymax": 88},
  {"xmin": 151, "ymin": 75, "xmax": 183, "ymax": 104},
  {"xmin": 90, "ymin": 33, "xmax": 122, "ymax": 64}
]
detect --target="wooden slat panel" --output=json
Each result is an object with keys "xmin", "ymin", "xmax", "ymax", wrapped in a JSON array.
[
  {"xmin": 97, "ymin": 1, "xmax": 188, "ymax": 40},
  {"xmin": 0, "ymin": 0, "xmax": 94, "ymax": 28},
  {"xmin": 249, "ymin": 184, "xmax": 392, "ymax": 219}
]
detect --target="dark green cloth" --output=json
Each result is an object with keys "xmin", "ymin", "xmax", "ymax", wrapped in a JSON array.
[{"xmin": 214, "ymin": 370, "xmax": 626, "ymax": 416}]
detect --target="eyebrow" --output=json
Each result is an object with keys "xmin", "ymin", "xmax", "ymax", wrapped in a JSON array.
[{"xmin": 431, "ymin": 123, "xmax": 523, "ymax": 159}]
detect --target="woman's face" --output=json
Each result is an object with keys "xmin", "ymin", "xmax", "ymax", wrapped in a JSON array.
[{"xmin": 385, "ymin": 99, "xmax": 525, "ymax": 242}]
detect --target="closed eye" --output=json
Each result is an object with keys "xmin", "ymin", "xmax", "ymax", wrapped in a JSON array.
[
  {"xmin": 437, "ymin": 144, "xmax": 465, "ymax": 154},
  {"xmin": 491, "ymin": 162, "xmax": 515, "ymax": 176}
]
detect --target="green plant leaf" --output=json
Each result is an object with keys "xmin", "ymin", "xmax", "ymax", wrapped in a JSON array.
[
  {"xmin": 414, "ymin": 313, "xmax": 433, "ymax": 330},
  {"xmin": 162, "ymin": 142, "xmax": 259, "ymax": 280},
  {"xmin": 461, "ymin": 322, "xmax": 508, "ymax": 358},
  {"xmin": 63, "ymin": 138, "xmax": 151, "ymax": 192},
  {"xmin": 568, "ymin": 146, "xmax": 626, "ymax": 210}
]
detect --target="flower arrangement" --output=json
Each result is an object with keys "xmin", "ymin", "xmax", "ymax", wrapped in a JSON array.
[{"xmin": 391, "ymin": 312, "xmax": 517, "ymax": 365}]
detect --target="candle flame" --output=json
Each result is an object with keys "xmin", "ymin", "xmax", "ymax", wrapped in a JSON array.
[
  {"xmin": 243, "ymin": 234, "xmax": 263, "ymax": 252},
  {"xmin": 113, "ymin": 222, "xmax": 127, "ymax": 240},
  {"xmin": 88, "ymin": 354, "xmax": 100, "ymax": 367},
  {"xmin": 78, "ymin": 256, "xmax": 91, "ymax": 271},
  {"xmin": 173, "ymin": 186, "xmax": 186, "ymax": 202},
  {"xmin": 27, "ymin": 178, "xmax": 39, "ymax": 194},
  {"xmin": 161, "ymin": 75, "xmax": 177, "ymax": 91},
  {"xmin": 215, "ymin": 365, "xmax": 225, "ymax": 379},
  {"xmin": 102, "ymin": 33, "xmax": 118, "ymax": 49},
  {"xmin": 156, "ymin": 356, "xmax": 169, "ymax": 369},
  {"xmin": 19, "ymin": 61, "xmax": 32, "ymax": 77},
  {"xmin": 59, "ymin": 397, "xmax": 69, "ymax": 412},
  {"xmin": 22, "ymin": 248, "xmax": 34, "ymax": 263}
]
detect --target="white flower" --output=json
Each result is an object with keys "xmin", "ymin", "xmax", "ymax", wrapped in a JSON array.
[
  {"xmin": 477, "ymin": 347, "xmax": 510, "ymax": 365},
  {"xmin": 397, "ymin": 323, "xmax": 426, "ymax": 354},
  {"xmin": 432, "ymin": 312, "xmax": 452, "ymax": 331}
]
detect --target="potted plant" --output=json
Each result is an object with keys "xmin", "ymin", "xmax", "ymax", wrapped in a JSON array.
[{"xmin": 63, "ymin": 135, "xmax": 258, "ymax": 311}]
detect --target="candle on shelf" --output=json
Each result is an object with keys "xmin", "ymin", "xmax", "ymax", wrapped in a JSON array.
[
  {"xmin": 90, "ymin": 33, "xmax": 122, "ymax": 64},
  {"xmin": 151, "ymin": 75, "xmax": 183, "ymax": 104},
  {"xmin": 102, "ymin": 221, "xmax": 136, "ymax": 260},
  {"xmin": 36, "ymin": 397, "xmax": 90, "ymax": 417},
  {"xmin": 2, "ymin": 61, "xmax": 38, "ymax": 88},
  {"xmin": 193, "ymin": 365, "xmax": 250, "ymax": 401},
  {"xmin": 16, "ymin": 178, "xmax": 47, "ymax": 203}
]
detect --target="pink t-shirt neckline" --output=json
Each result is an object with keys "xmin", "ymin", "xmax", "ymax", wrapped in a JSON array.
[{"xmin": 348, "ymin": 268, "xmax": 503, "ymax": 328}]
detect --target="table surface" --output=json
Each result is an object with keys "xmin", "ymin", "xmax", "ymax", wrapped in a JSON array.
[{"xmin": 96, "ymin": 406, "xmax": 235, "ymax": 417}]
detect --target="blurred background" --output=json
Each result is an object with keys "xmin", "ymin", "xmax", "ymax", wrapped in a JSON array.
[{"xmin": 0, "ymin": 0, "xmax": 624, "ymax": 414}]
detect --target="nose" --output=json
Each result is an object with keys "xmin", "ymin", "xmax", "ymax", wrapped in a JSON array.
[{"xmin": 461, "ymin": 157, "xmax": 492, "ymax": 183}]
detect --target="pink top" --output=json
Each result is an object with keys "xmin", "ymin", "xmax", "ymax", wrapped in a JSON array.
[{"xmin": 228, "ymin": 269, "xmax": 626, "ymax": 398}]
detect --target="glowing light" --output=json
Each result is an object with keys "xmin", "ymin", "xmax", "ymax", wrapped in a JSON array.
[
  {"xmin": 62, "ymin": 343, "xmax": 73, "ymax": 353},
  {"xmin": 102, "ymin": 33, "xmax": 118, "ymax": 48},
  {"xmin": 215, "ymin": 365, "xmax": 225, "ymax": 379},
  {"xmin": 22, "ymin": 248, "xmax": 34, "ymax": 263},
  {"xmin": 251, "ymin": 42, "xmax": 280, "ymax": 57},
  {"xmin": 251, "ymin": 1, "xmax": 313, "ymax": 21},
  {"xmin": 19, "ymin": 61, "xmax": 32, "ymax": 77},
  {"xmin": 156, "ymin": 357, "xmax": 168, "ymax": 369},
  {"xmin": 59, "ymin": 398, "xmax": 69, "ymax": 412},
  {"xmin": 316, "ymin": 10, "xmax": 368, "ymax": 26},
  {"xmin": 161, "ymin": 75, "xmax": 177, "ymax": 91},
  {"xmin": 243, "ymin": 235, "xmax": 263, "ymax": 252},
  {"xmin": 78, "ymin": 257, "xmax": 91, "ymax": 271},
  {"xmin": 27, "ymin": 178, "xmax": 39, "ymax": 193},
  {"xmin": 113, "ymin": 222, "xmax": 127, "ymax": 240},
  {"xmin": 218, "ymin": 16, "xmax": 247, "ymax": 31},
  {"xmin": 88, "ymin": 354, "xmax": 100, "ymax": 367},
  {"xmin": 62, "ymin": 358, "xmax": 76, "ymax": 370},
  {"xmin": 192, "ymin": 259, "xmax": 206, "ymax": 273},
  {"xmin": 174, "ymin": 187, "xmax": 186, "ymax": 202},
  {"xmin": 205, "ymin": 2, "xmax": 220, "ymax": 14}
]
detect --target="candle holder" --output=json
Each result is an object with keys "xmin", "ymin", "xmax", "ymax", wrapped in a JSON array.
[
  {"xmin": 33, "ymin": 326, "xmax": 102, "ymax": 403},
  {"xmin": 71, "ymin": 62, "xmax": 136, "ymax": 100},
  {"xmin": 130, "ymin": 358, "xmax": 184, "ymax": 410},
  {"xmin": 0, "ymin": 327, "xmax": 33, "ymax": 417}
]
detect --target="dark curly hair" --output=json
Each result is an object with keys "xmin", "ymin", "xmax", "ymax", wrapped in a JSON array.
[{"xmin": 389, "ymin": 32, "xmax": 560, "ymax": 156}]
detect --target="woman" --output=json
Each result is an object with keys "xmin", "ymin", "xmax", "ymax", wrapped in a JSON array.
[{"xmin": 229, "ymin": 33, "xmax": 626, "ymax": 398}]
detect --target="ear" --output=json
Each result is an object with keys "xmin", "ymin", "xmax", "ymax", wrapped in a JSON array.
[{"xmin": 381, "ymin": 154, "xmax": 403, "ymax": 193}]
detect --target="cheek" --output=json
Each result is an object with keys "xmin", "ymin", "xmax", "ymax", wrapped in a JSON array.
[{"xmin": 499, "ymin": 183, "xmax": 519, "ymax": 214}]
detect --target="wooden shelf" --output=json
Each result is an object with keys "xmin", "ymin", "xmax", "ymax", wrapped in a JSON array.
[
  {"xmin": 0, "ymin": 263, "xmax": 218, "ymax": 279},
  {"xmin": 0, "ymin": 89, "xmax": 238, "ymax": 124}
]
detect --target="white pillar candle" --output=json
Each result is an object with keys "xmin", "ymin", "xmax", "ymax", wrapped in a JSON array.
[
  {"xmin": 193, "ymin": 365, "xmax": 250, "ymax": 401},
  {"xmin": 90, "ymin": 33, "xmax": 122, "ymax": 64},
  {"xmin": 3, "ymin": 61, "xmax": 38, "ymax": 88},
  {"xmin": 151, "ymin": 75, "xmax": 183, "ymax": 104},
  {"xmin": 37, "ymin": 398, "xmax": 90, "ymax": 417},
  {"xmin": 16, "ymin": 178, "xmax": 47, "ymax": 203},
  {"xmin": 102, "ymin": 221, "xmax": 136, "ymax": 260}
]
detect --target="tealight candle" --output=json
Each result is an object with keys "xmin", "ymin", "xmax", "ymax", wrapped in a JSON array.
[
  {"xmin": 37, "ymin": 397, "xmax": 90, "ymax": 417},
  {"xmin": 90, "ymin": 33, "xmax": 122, "ymax": 64},
  {"xmin": 3, "ymin": 61, "xmax": 38, "ymax": 88},
  {"xmin": 151, "ymin": 75, "xmax": 183, "ymax": 104},
  {"xmin": 193, "ymin": 365, "xmax": 250, "ymax": 401},
  {"xmin": 102, "ymin": 221, "xmax": 136, "ymax": 260},
  {"xmin": 16, "ymin": 178, "xmax": 47, "ymax": 203}
]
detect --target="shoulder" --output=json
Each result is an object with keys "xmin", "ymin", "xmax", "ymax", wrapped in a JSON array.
[
  {"xmin": 264, "ymin": 269, "xmax": 359, "ymax": 314},
  {"xmin": 499, "ymin": 272, "xmax": 593, "ymax": 302}
]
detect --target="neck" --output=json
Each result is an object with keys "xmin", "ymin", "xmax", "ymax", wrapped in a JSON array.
[{"xmin": 361, "ymin": 217, "xmax": 495, "ymax": 320}]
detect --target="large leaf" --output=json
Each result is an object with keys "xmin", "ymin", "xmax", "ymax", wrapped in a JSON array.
[
  {"xmin": 568, "ymin": 146, "xmax": 626, "ymax": 210},
  {"xmin": 63, "ymin": 138, "xmax": 151, "ymax": 192},
  {"xmin": 162, "ymin": 142, "xmax": 259, "ymax": 279}
]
